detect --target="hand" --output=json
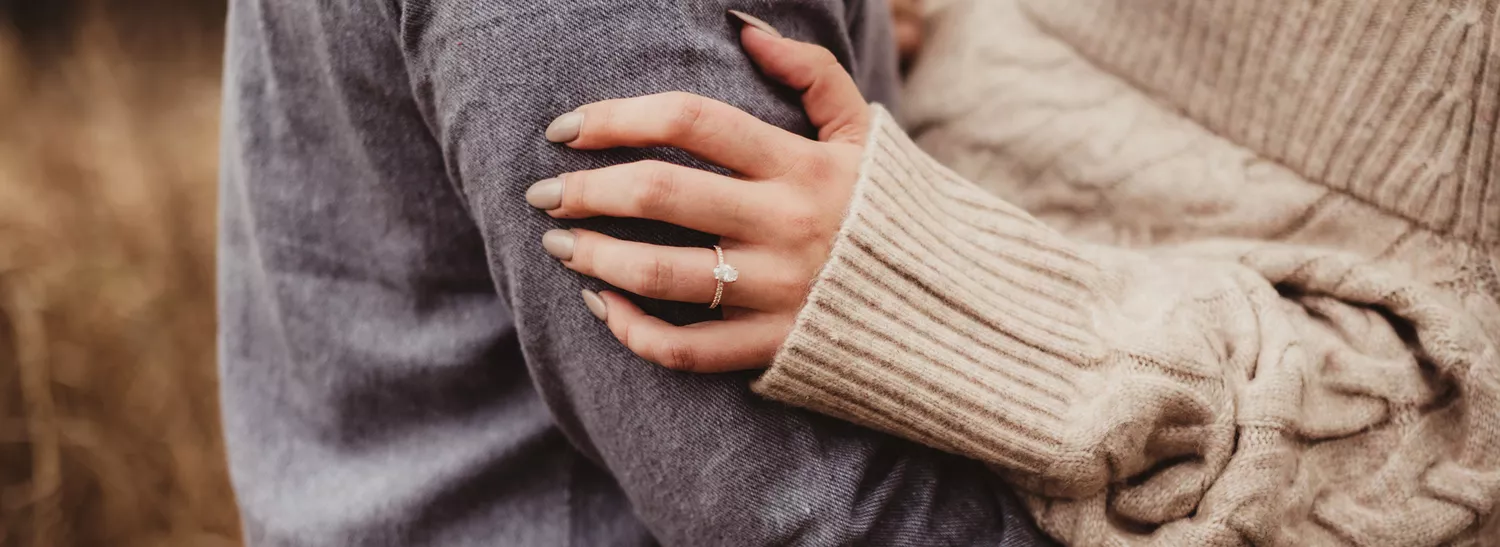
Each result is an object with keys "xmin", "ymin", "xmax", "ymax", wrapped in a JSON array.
[
  {"xmin": 527, "ymin": 18, "xmax": 871, "ymax": 373},
  {"xmin": 891, "ymin": 0, "xmax": 924, "ymax": 66}
]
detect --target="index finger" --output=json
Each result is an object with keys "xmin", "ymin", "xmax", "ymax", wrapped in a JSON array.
[{"xmin": 544, "ymin": 92, "xmax": 808, "ymax": 179}]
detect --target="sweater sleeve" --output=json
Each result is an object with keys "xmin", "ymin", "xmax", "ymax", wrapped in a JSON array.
[{"xmin": 753, "ymin": 106, "xmax": 1500, "ymax": 545}]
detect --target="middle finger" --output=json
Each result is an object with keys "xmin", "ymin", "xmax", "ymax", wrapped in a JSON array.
[{"xmin": 530, "ymin": 160, "xmax": 779, "ymax": 243}]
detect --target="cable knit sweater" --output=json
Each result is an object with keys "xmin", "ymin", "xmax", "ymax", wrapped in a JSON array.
[{"xmin": 753, "ymin": 0, "xmax": 1500, "ymax": 545}]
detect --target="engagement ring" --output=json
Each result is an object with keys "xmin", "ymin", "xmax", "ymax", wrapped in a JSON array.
[{"xmin": 710, "ymin": 245, "xmax": 737, "ymax": 309}]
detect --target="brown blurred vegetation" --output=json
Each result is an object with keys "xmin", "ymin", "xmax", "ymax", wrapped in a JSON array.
[{"xmin": 0, "ymin": 1, "xmax": 239, "ymax": 545}]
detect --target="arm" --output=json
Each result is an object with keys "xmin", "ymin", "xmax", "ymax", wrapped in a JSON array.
[
  {"xmin": 756, "ymin": 110, "xmax": 1500, "ymax": 544},
  {"xmin": 399, "ymin": 2, "xmax": 1045, "ymax": 542},
  {"xmin": 219, "ymin": 0, "xmax": 1047, "ymax": 544},
  {"xmin": 532, "ymin": 31, "xmax": 1500, "ymax": 547}
]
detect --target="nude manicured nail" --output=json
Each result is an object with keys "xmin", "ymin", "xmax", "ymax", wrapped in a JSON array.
[
  {"xmin": 542, "ymin": 229, "xmax": 575, "ymax": 260},
  {"xmin": 581, "ymin": 290, "xmax": 607, "ymax": 321},
  {"xmin": 526, "ymin": 177, "xmax": 563, "ymax": 209},
  {"xmin": 545, "ymin": 112, "xmax": 584, "ymax": 143},
  {"xmin": 728, "ymin": 10, "xmax": 782, "ymax": 38}
]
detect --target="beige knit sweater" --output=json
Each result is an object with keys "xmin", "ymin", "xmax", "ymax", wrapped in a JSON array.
[{"xmin": 752, "ymin": 0, "xmax": 1500, "ymax": 545}]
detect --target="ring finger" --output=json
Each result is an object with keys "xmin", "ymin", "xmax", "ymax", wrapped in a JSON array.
[{"xmin": 543, "ymin": 229, "xmax": 806, "ymax": 311}]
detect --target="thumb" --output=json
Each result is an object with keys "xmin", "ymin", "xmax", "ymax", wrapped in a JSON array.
[{"xmin": 731, "ymin": 11, "xmax": 871, "ymax": 144}]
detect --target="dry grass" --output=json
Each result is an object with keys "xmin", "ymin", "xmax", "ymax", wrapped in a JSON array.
[{"xmin": 0, "ymin": 5, "xmax": 240, "ymax": 546}]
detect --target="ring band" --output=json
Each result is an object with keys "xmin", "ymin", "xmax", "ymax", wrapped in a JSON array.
[{"xmin": 709, "ymin": 245, "xmax": 738, "ymax": 309}]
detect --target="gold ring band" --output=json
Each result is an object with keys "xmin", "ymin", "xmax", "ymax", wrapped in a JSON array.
[{"xmin": 709, "ymin": 245, "xmax": 738, "ymax": 309}]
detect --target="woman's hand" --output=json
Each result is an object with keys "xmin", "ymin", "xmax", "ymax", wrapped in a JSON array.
[{"xmin": 527, "ymin": 15, "xmax": 870, "ymax": 373}]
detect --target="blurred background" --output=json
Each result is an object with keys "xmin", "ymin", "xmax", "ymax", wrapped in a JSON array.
[{"xmin": 0, "ymin": 0, "xmax": 239, "ymax": 545}]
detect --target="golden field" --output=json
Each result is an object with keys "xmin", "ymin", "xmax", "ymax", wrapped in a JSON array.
[{"xmin": 0, "ymin": 2, "xmax": 240, "ymax": 545}]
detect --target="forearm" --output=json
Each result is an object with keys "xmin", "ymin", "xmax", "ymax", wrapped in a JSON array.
[
  {"xmin": 756, "ymin": 108, "xmax": 1500, "ymax": 545},
  {"xmin": 404, "ymin": 0, "xmax": 1045, "ymax": 543}
]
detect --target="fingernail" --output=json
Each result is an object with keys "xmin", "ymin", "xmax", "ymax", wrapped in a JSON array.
[
  {"xmin": 542, "ymin": 229, "xmax": 575, "ymax": 260},
  {"xmin": 545, "ymin": 111, "xmax": 583, "ymax": 143},
  {"xmin": 581, "ymin": 290, "xmax": 608, "ymax": 321},
  {"xmin": 728, "ymin": 10, "xmax": 782, "ymax": 38},
  {"xmin": 526, "ymin": 177, "xmax": 564, "ymax": 209}
]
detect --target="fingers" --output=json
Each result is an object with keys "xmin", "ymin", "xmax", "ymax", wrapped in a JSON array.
[
  {"xmin": 738, "ymin": 21, "xmax": 870, "ymax": 144},
  {"xmin": 891, "ymin": 0, "xmax": 925, "ymax": 65},
  {"xmin": 589, "ymin": 290, "xmax": 789, "ymax": 373},
  {"xmin": 550, "ymin": 230, "xmax": 807, "ymax": 310},
  {"xmin": 529, "ymin": 160, "xmax": 780, "ymax": 242},
  {"xmin": 546, "ymin": 92, "xmax": 806, "ymax": 179}
]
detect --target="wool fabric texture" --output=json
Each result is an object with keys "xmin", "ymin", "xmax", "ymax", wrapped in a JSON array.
[{"xmin": 754, "ymin": 1, "xmax": 1500, "ymax": 545}]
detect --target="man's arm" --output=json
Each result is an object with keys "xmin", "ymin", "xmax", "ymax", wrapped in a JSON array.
[
  {"xmin": 219, "ymin": 0, "xmax": 629, "ymax": 544},
  {"xmin": 402, "ymin": 0, "xmax": 1046, "ymax": 543},
  {"xmin": 219, "ymin": 0, "xmax": 1046, "ymax": 543}
]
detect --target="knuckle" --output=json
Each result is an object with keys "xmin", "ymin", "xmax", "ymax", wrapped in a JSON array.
[
  {"xmin": 779, "ymin": 202, "xmax": 828, "ymax": 243},
  {"xmin": 811, "ymin": 46, "xmax": 840, "ymax": 68},
  {"xmin": 631, "ymin": 254, "xmax": 676, "ymax": 297},
  {"xmin": 618, "ymin": 319, "xmax": 639, "ymax": 349},
  {"xmin": 668, "ymin": 93, "xmax": 707, "ymax": 138},
  {"xmin": 655, "ymin": 339, "xmax": 699, "ymax": 372},
  {"xmin": 562, "ymin": 170, "xmax": 591, "ymax": 210},
  {"xmin": 622, "ymin": 323, "xmax": 651, "ymax": 359},
  {"xmin": 815, "ymin": 61, "xmax": 846, "ymax": 86},
  {"xmin": 632, "ymin": 162, "xmax": 678, "ymax": 217},
  {"xmin": 784, "ymin": 215, "xmax": 822, "ymax": 243},
  {"xmin": 770, "ymin": 143, "xmax": 833, "ymax": 182},
  {"xmin": 799, "ymin": 147, "xmax": 841, "ymax": 180},
  {"xmin": 801, "ymin": 51, "xmax": 844, "ymax": 85},
  {"xmin": 723, "ymin": 196, "xmax": 750, "ymax": 228}
]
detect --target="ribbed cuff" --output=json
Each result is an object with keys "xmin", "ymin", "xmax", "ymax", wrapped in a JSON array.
[{"xmin": 753, "ymin": 105, "xmax": 1111, "ymax": 493}]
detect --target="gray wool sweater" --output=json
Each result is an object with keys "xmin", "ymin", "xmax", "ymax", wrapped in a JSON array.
[{"xmin": 217, "ymin": 0, "xmax": 1045, "ymax": 545}]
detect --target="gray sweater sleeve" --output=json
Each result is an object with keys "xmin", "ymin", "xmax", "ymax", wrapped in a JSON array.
[{"xmin": 218, "ymin": 0, "xmax": 1046, "ymax": 544}]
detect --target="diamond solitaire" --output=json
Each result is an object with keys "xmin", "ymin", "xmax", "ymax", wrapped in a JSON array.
[{"xmin": 713, "ymin": 263, "xmax": 739, "ymax": 283}]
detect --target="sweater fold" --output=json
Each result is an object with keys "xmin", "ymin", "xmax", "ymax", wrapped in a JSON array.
[{"xmin": 753, "ymin": 105, "xmax": 1500, "ymax": 546}]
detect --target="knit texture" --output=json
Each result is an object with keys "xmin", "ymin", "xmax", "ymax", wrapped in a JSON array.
[{"xmin": 755, "ymin": 0, "xmax": 1500, "ymax": 545}]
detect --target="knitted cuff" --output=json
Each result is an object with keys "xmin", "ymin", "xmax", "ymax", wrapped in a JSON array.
[{"xmin": 753, "ymin": 105, "xmax": 1109, "ymax": 486}]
